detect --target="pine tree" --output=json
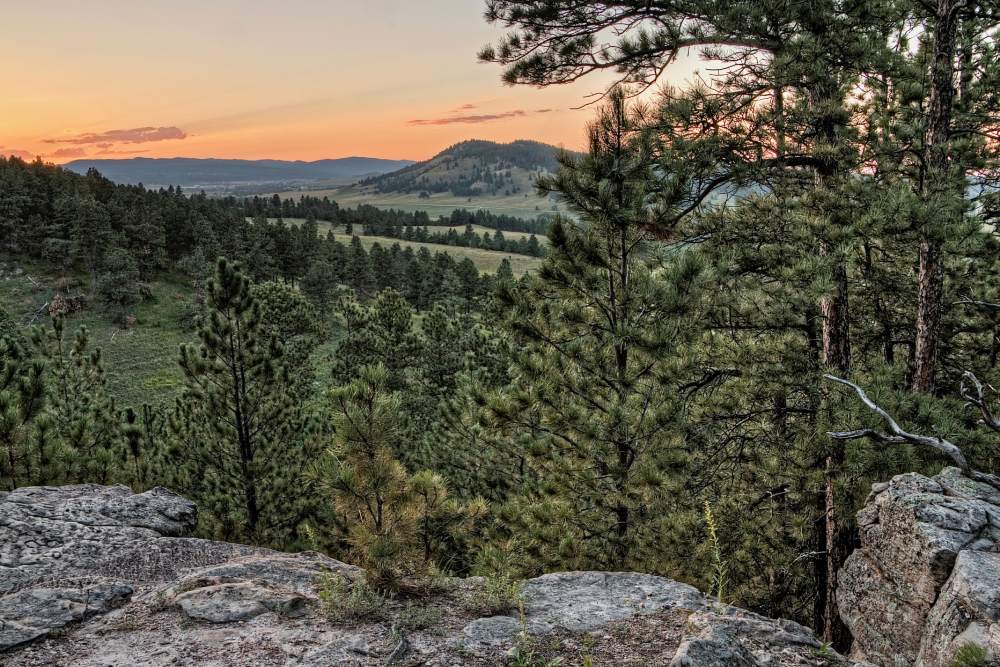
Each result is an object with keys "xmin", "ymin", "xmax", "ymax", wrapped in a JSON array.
[
  {"xmin": 315, "ymin": 364, "xmax": 483, "ymax": 588},
  {"xmin": 167, "ymin": 258, "xmax": 320, "ymax": 544},
  {"xmin": 96, "ymin": 248, "xmax": 142, "ymax": 326},
  {"xmin": 347, "ymin": 236, "xmax": 375, "ymax": 295},
  {"xmin": 302, "ymin": 259, "xmax": 337, "ymax": 310},
  {"xmin": 333, "ymin": 289, "xmax": 423, "ymax": 393},
  {"xmin": 0, "ymin": 307, "xmax": 60, "ymax": 489},
  {"xmin": 122, "ymin": 404, "xmax": 164, "ymax": 490},
  {"xmin": 250, "ymin": 280, "xmax": 326, "ymax": 398},
  {"xmin": 483, "ymin": 91, "xmax": 708, "ymax": 572},
  {"xmin": 31, "ymin": 317, "xmax": 122, "ymax": 484},
  {"xmin": 478, "ymin": 3, "xmax": 904, "ymax": 641}
]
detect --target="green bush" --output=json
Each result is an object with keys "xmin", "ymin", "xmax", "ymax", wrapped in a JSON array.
[
  {"xmin": 950, "ymin": 643, "xmax": 988, "ymax": 667},
  {"xmin": 317, "ymin": 571, "xmax": 387, "ymax": 622}
]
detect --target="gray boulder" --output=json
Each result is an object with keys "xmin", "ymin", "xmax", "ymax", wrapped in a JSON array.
[
  {"xmin": 838, "ymin": 467, "xmax": 1000, "ymax": 666},
  {"xmin": 671, "ymin": 608, "xmax": 827, "ymax": 667},
  {"xmin": 0, "ymin": 484, "xmax": 264, "ymax": 651},
  {"xmin": 0, "ymin": 583, "xmax": 132, "ymax": 650},
  {"xmin": 919, "ymin": 550, "xmax": 1000, "ymax": 667},
  {"xmin": 3, "ymin": 484, "xmax": 860, "ymax": 666},
  {"xmin": 174, "ymin": 581, "xmax": 307, "ymax": 622}
]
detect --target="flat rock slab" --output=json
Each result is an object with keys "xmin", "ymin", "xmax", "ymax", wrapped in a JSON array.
[
  {"xmin": 163, "ymin": 552, "xmax": 359, "ymax": 598},
  {"xmin": 2, "ymin": 484, "xmax": 860, "ymax": 666},
  {"xmin": 175, "ymin": 581, "xmax": 306, "ymax": 622},
  {"xmin": 0, "ymin": 583, "xmax": 132, "ymax": 650},
  {"xmin": 461, "ymin": 570, "xmax": 710, "ymax": 649},
  {"xmin": 0, "ymin": 484, "xmax": 197, "ymax": 593}
]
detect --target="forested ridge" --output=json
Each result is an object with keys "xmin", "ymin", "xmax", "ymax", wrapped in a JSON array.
[
  {"xmin": 0, "ymin": 155, "xmax": 538, "ymax": 307},
  {"xmin": 4, "ymin": 0, "xmax": 1000, "ymax": 656},
  {"xmin": 359, "ymin": 139, "xmax": 571, "ymax": 197}
]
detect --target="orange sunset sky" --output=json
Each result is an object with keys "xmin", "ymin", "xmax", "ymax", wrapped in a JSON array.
[{"xmin": 3, "ymin": 1, "xmax": 698, "ymax": 164}]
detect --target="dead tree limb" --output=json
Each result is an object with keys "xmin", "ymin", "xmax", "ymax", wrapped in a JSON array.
[
  {"xmin": 822, "ymin": 375, "xmax": 1000, "ymax": 490},
  {"xmin": 955, "ymin": 298, "xmax": 1000, "ymax": 309},
  {"xmin": 28, "ymin": 302, "xmax": 49, "ymax": 325},
  {"xmin": 960, "ymin": 371, "xmax": 1000, "ymax": 435}
]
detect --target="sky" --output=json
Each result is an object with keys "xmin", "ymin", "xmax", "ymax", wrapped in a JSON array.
[{"xmin": 2, "ymin": 1, "xmax": 695, "ymax": 164}]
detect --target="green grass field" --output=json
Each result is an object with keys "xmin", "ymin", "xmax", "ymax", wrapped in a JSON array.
[
  {"xmin": 0, "ymin": 254, "xmax": 345, "ymax": 410},
  {"xmin": 272, "ymin": 185, "xmax": 562, "ymax": 221},
  {"xmin": 267, "ymin": 219, "xmax": 545, "ymax": 276},
  {"xmin": 1, "ymin": 255, "xmax": 194, "ymax": 409}
]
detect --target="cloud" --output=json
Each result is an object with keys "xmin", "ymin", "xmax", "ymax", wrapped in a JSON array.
[
  {"xmin": 44, "ymin": 126, "xmax": 187, "ymax": 146},
  {"xmin": 408, "ymin": 110, "xmax": 527, "ymax": 126},
  {"xmin": 451, "ymin": 103, "xmax": 478, "ymax": 112},
  {"xmin": 47, "ymin": 147, "xmax": 88, "ymax": 159},
  {"xmin": 95, "ymin": 148, "xmax": 150, "ymax": 156},
  {"xmin": 535, "ymin": 108, "xmax": 554, "ymax": 113},
  {"xmin": 0, "ymin": 147, "xmax": 35, "ymax": 161}
]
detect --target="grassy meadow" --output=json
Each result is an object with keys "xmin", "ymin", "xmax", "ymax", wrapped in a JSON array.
[
  {"xmin": 0, "ymin": 253, "xmax": 344, "ymax": 410},
  {"xmin": 271, "ymin": 185, "xmax": 562, "ymax": 221},
  {"xmin": 266, "ymin": 219, "xmax": 546, "ymax": 276}
]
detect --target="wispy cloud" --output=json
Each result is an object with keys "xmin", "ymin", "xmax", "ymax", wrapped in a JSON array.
[
  {"xmin": 47, "ymin": 147, "xmax": 88, "ymax": 159},
  {"xmin": 535, "ymin": 108, "xmax": 554, "ymax": 113},
  {"xmin": 96, "ymin": 148, "xmax": 150, "ymax": 156},
  {"xmin": 1, "ymin": 147, "xmax": 35, "ymax": 161},
  {"xmin": 451, "ymin": 103, "xmax": 478, "ymax": 112},
  {"xmin": 408, "ymin": 110, "xmax": 527, "ymax": 126},
  {"xmin": 44, "ymin": 126, "xmax": 187, "ymax": 146}
]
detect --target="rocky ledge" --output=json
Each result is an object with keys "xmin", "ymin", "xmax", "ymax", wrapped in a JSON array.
[
  {"xmin": 0, "ymin": 484, "xmax": 859, "ymax": 666},
  {"xmin": 838, "ymin": 467, "xmax": 1000, "ymax": 667}
]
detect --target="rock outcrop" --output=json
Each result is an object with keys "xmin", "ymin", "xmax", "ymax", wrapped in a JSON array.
[
  {"xmin": 838, "ymin": 467, "xmax": 1000, "ymax": 666},
  {"xmin": 1, "ymin": 484, "xmax": 862, "ymax": 666}
]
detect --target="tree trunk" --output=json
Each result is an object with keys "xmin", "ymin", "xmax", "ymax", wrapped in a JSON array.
[
  {"xmin": 821, "ymin": 264, "xmax": 852, "ymax": 375},
  {"xmin": 818, "ymin": 185, "xmax": 852, "ymax": 650},
  {"xmin": 821, "ymin": 282, "xmax": 853, "ymax": 650},
  {"xmin": 912, "ymin": 0, "xmax": 962, "ymax": 393},
  {"xmin": 913, "ymin": 241, "xmax": 945, "ymax": 392}
]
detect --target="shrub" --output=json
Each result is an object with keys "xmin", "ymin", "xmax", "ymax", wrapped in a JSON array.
[
  {"xmin": 464, "ymin": 575, "xmax": 524, "ymax": 616},
  {"xmin": 397, "ymin": 603, "xmax": 443, "ymax": 631},
  {"xmin": 703, "ymin": 501, "xmax": 728, "ymax": 604},
  {"xmin": 317, "ymin": 571, "xmax": 387, "ymax": 622},
  {"xmin": 950, "ymin": 643, "xmax": 988, "ymax": 667}
]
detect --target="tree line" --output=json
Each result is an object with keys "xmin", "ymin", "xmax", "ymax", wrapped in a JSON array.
[{"xmin": 0, "ymin": 157, "xmax": 513, "ymax": 320}]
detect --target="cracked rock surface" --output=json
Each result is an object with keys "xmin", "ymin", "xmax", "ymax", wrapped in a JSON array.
[
  {"xmin": 2, "ymin": 484, "xmax": 861, "ymax": 666},
  {"xmin": 838, "ymin": 467, "xmax": 1000, "ymax": 667}
]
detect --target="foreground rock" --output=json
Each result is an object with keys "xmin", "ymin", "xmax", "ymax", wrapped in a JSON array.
[
  {"xmin": 2, "ymin": 485, "xmax": 859, "ymax": 666},
  {"xmin": 838, "ymin": 467, "xmax": 1000, "ymax": 666}
]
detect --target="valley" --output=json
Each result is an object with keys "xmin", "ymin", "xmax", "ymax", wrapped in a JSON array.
[
  {"xmin": 270, "ymin": 218, "xmax": 546, "ymax": 274},
  {"xmin": 270, "ymin": 185, "xmax": 559, "ymax": 220}
]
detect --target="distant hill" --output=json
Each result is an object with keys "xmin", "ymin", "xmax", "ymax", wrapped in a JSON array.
[
  {"xmin": 360, "ymin": 139, "xmax": 575, "ymax": 198},
  {"xmin": 64, "ymin": 156, "xmax": 415, "ymax": 189}
]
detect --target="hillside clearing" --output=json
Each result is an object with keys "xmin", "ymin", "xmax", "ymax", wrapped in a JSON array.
[
  {"xmin": 270, "ymin": 186, "xmax": 561, "ymax": 221},
  {"xmin": 259, "ymin": 219, "xmax": 545, "ymax": 275},
  {"xmin": 0, "ymin": 254, "xmax": 343, "ymax": 410}
]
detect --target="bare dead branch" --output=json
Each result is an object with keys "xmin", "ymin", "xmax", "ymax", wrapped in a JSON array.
[
  {"xmin": 824, "ymin": 374, "xmax": 972, "ymax": 476},
  {"xmin": 28, "ymin": 302, "xmax": 49, "ymax": 325},
  {"xmin": 955, "ymin": 298, "xmax": 1000, "ymax": 309},
  {"xmin": 960, "ymin": 371, "xmax": 1000, "ymax": 435}
]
